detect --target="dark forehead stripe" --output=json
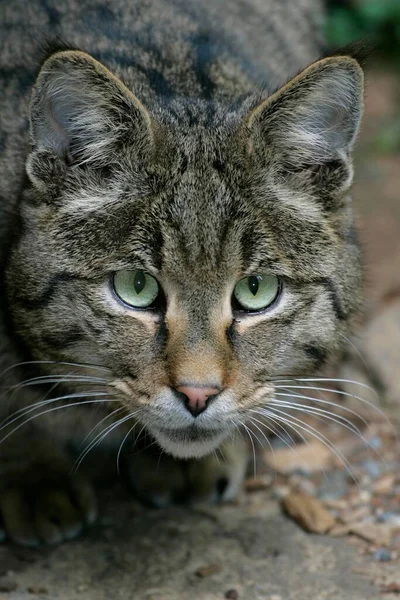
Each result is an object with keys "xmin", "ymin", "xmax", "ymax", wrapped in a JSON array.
[
  {"xmin": 190, "ymin": 32, "xmax": 217, "ymax": 100},
  {"xmin": 14, "ymin": 272, "xmax": 86, "ymax": 311}
]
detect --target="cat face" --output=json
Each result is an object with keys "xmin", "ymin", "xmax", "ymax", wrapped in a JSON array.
[{"xmin": 6, "ymin": 50, "xmax": 363, "ymax": 458}]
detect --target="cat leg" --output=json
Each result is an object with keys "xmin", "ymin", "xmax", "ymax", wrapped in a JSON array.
[
  {"xmin": 186, "ymin": 436, "xmax": 248, "ymax": 503},
  {"xmin": 0, "ymin": 429, "xmax": 97, "ymax": 547},
  {"xmin": 123, "ymin": 435, "xmax": 248, "ymax": 506}
]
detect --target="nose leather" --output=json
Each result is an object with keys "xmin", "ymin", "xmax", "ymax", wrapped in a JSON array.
[{"xmin": 175, "ymin": 385, "xmax": 220, "ymax": 416}]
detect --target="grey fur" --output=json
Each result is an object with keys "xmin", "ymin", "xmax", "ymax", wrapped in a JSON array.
[{"xmin": 0, "ymin": 0, "xmax": 364, "ymax": 546}]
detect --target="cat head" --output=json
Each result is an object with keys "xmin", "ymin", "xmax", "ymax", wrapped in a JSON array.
[{"xmin": 7, "ymin": 49, "xmax": 364, "ymax": 458}]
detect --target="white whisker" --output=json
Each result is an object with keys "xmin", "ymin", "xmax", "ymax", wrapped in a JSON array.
[
  {"xmin": 240, "ymin": 422, "xmax": 257, "ymax": 477},
  {"xmin": 339, "ymin": 332, "xmax": 372, "ymax": 375},
  {"xmin": 116, "ymin": 422, "xmax": 138, "ymax": 475},
  {"xmin": 81, "ymin": 407, "xmax": 125, "ymax": 449},
  {"xmin": 256, "ymin": 406, "xmax": 359, "ymax": 484},
  {"xmin": 0, "ymin": 360, "xmax": 110, "ymax": 384},
  {"xmin": 274, "ymin": 382, "xmax": 395, "ymax": 437},
  {"xmin": 0, "ymin": 391, "xmax": 113, "ymax": 433},
  {"xmin": 271, "ymin": 395, "xmax": 365, "ymax": 437},
  {"xmin": 73, "ymin": 412, "xmax": 137, "ymax": 472},
  {"xmin": 0, "ymin": 398, "xmax": 119, "ymax": 445},
  {"xmin": 274, "ymin": 376, "xmax": 377, "ymax": 394}
]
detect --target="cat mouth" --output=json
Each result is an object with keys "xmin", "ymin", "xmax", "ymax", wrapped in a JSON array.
[
  {"xmin": 157, "ymin": 425, "xmax": 223, "ymax": 442},
  {"xmin": 148, "ymin": 424, "xmax": 228, "ymax": 459}
]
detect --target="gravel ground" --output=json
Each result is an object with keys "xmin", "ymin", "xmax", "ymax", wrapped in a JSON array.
[
  {"xmin": 0, "ymin": 491, "xmax": 386, "ymax": 600},
  {"xmin": 1, "ymin": 65, "xmax": 400, "ymax": 600}
]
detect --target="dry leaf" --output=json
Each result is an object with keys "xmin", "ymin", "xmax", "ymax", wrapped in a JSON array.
[
  {"xmin": 349, "ymin": 523, "xmax": 392, "ymax": 547},
  {"xmin": 265, "ymin": 441, "xmax": 333, "ymax": 474},
  {"xmin": 329, "ymin": 524, "xmax": 352, "ymax": 537},
  {"xmin": 282, "ymin": 492, "xmax": 336, "ymax": 533},
  {"xmin": 373, "ymin": 474, "xmax": 397, "ymax": 495}
]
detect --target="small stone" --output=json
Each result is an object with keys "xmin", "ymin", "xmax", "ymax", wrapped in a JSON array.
[
  {"xmin": 295, "ymin": 478, "xmax": 316, "ymax": 497},
  {"xmin": 271, "ymin": 485, "xmax": 291, "ymax": 500},
  {"xmin": 318, "ymin": 470, "xmax": 348, "ymax": 501},
  {"xmin": 373, "ymin": 474, "xmax": 397, "ymax": 495},
  {"xmin": 225, "ymin": 590, "xmax": 239, "ymax": 599},
  {"xmin": 372, "ymin": 548, "xmax": 392, "ymax": 562},
  {"xmin": 359, "ymin": 490, "xmax": 372, "ymax": 503},
  {"xmin": 382, "ymin": 582, "xmax": 400, "ymax": 594},
  {"xmin": 0, "ymin": 577, "xmax": 17, "ymax": 592},
  {"xmin": 195, "ymin": 564, "xmax": 222, "ymax": 578},
  {"xmin": 377, "ymin": 512, "xmax": 400, "ymax": 526},
  {"xmin": 361, "ymin": 460, "xmax": 381, "ymax": 479},
  {"xmin": 368, "ymin": 436, "xmax": 382, "ymax": 450}
]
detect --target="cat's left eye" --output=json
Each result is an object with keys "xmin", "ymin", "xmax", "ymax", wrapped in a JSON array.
[
  {"xmin": 233, "ymin": 274, "xmax": 281, "ymax": 312},
  {"xmin": 112, "ymin": 270, "xmax": 160, "ymax": 309}
]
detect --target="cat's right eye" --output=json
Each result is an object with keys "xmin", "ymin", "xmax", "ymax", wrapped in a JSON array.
[
  {"xmin": 112, "ymin": 270, "xmax": 160, "ymax": 309},
  {"xmin": 233, "ymin": 274, "xmax": 281, "ymax": 313}
]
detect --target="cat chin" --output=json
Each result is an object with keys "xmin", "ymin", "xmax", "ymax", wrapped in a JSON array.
[{"xmin": 149, "ymin": 428, "xmax": 228, "ymax": 459}]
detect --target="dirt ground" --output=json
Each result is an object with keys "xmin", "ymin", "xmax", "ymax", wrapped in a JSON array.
[{"xmin": 1, "ymin": 66, "xmax": 400, "ymax": 600}]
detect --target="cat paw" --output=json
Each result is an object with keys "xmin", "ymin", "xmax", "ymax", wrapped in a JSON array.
[
  {"xmin": 0, "ymin": 469, "xmax": 97, "ymax": 547},
  {"xmin": 123, "ymin": 437, "xmax": 248, "ymax": 507},
  {"xmin": 186, "ymin": 437, "xmax": 248, "ymax": 504}
]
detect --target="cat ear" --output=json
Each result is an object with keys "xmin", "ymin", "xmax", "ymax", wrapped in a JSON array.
[
  {"xmin": 247, "ymin": 56, "xmax": 364, "ymax": 166},
  {"xmin": 28, "ymin": 50, "xmax": 153, "ymax": 172}
]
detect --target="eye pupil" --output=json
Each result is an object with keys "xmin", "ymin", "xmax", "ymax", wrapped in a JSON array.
[
  {"xmin": 233, "ymin": 273, "xmax": 281, "ymax": 313},
  {"xmin": 248, "ymin": 276, "xmax": 259, "ymax": 296},
  {"xmin": 133, "ymin": 271, "xmax": 146, "ymax": 294}
]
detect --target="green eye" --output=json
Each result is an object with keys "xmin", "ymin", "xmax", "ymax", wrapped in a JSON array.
[
  {"xmin": 233, "ymin": 274, "xmax": 281, "ymax": 312},
  {"xmin": 113, "ymin": 270, "xmax": 160, "ymax": 309}
]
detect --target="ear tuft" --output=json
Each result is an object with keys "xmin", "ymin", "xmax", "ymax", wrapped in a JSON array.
[
  {"xmin": 247, "ymin": 56, "xmax": 364, "ymax": 166},
  {"xmin": 29, "ymin": 50, "xmax": 153, "ymax": 168}
]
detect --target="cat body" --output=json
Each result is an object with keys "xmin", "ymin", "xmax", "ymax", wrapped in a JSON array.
[{"xmin": 0, "ymin": 0, "xmax": 364, "ymax": 546}]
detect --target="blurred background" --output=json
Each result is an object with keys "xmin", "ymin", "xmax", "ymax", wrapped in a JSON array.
[{"xmin": 324, "ymin": 0, "xmax": 400, "ymax": 415}]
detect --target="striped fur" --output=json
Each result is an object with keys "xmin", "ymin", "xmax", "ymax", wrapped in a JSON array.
[{"xmin": 0, "ymin": 0, "xmax": 365, "ymax": 544}]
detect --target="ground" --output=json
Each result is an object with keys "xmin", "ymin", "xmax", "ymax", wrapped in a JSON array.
[{"xmin": 0, "ymin": 65, "xmax": 400, "ymax": 600}]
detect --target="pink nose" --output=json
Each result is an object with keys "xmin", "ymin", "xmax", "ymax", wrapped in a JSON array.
[{"xmin": 175, "ymin": 386, "xmax": 220, "ymax": 416}]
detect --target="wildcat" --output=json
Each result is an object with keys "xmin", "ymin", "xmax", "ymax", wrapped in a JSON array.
[{"xmin": 0, "ymin": 0, "xmax": 363, "ymax": 547}]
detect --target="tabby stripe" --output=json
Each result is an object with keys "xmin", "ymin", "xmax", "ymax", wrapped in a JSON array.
[
  {"xmin": 41, "ymin": 329, "xmax": 83, "ymax": 349},
  {"xmin": 15, "ymin": 273, "xmax": 83, "ymax": 311},
  {"xmin": 302, "ymin": 344, "xmax": 328, "ymax": 370},
  {"xmin": 315, "ymin": 278, "xmax": 348, "ymax": 321},
  {"xmin": 191, "ymin": 32, "xmax": 216, "ymax": 99}
]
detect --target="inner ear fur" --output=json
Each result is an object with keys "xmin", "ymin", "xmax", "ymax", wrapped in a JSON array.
[
  {"xmin": 246, "ymin": 55, "xmax": 364, "ymax": 166},
  {"xmin": 28, "ymin": 50, "xmax": 154, "ymax": 168}
]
